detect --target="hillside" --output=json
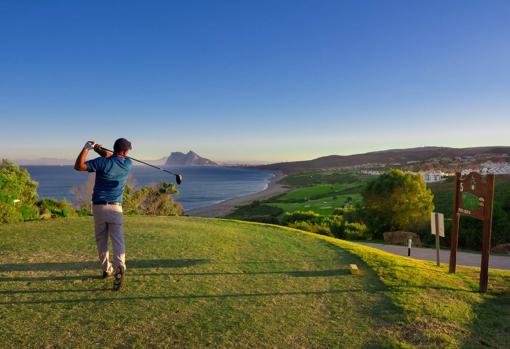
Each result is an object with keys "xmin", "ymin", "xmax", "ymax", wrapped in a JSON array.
[
  {"xmin": 165, "ymin": 151, "xmax": 218, "ymax": 167},
  {"xmin": 0, "ymin": 217, "xmax": 509, "ymax": 348},
  {"xmin": 259, "ymin": 146, "xmax": 510, "ymax": 173}
]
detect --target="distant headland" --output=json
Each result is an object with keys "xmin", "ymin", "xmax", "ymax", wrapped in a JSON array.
[{"xmin": 165, "ymin": 151, "xmax": 218, "ymax": 167}]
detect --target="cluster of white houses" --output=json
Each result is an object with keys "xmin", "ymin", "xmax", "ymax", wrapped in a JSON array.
[
  {"xmin": 359, "ymin": 161, "xmax": 510, "ymax": 183},
  {"xmin": 360, "ymin": 169, "xmax": 445, "ymax": 182},
  {"xmin": 462, "ymin": 161, "xmax": 510, "ymax": 176}
]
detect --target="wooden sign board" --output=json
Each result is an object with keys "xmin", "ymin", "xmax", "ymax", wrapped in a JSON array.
[
  {"xmin": 457, "ymin": 172, "xmax": 486, "ymax": 220},
  {"xmin": 431, "ymin": 212, "xmax": 445, "ymax": 237},
  {"xmin": 449, "ymin": 172, "xmax": 495, "ymax": 293}
]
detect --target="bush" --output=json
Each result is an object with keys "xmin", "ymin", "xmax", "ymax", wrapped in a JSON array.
[
  {"xmin": 70, "ymin": 172, "xmax": 96, "ymax": 210},
  {"xmin": 288, "ymin": 221, "xmax": 332, "ymax": 236},
  {"xmin": 0, "ymin": 160, "xmax": 39, "ymax": 223},
  {"xmin": 281, "ymin": 211, "xmax": 371, "ymax": 240},
  {"xmin": 123, "ymin": 181, "xmax": 183, "ymax": 216},
  {"xmin": 226, "ymin": 201, "xmax": 284, "ymax": 223},
  {"xmin": 281, "ymin": 211, "xmax": 321, "ymax": 225},
  {"xmin": 77, "ymin": 207, "xmax": 92, "ymax": 216},
  {"xmin": 36, "ymin": 199, "xmax": 77, "ymax": 219},
  {"xmin": 343, "ymin": 222, "xmax": 369, "ymax": 240}
]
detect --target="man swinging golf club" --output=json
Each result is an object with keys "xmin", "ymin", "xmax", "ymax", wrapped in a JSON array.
[{"xmin": 74, "ymin": 138, "xmax": 133, "ymax": 291}]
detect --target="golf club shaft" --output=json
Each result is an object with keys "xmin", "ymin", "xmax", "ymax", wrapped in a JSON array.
[{"xmin": 98, "ymin": 147, "xmax": 178, "ymax": 176}]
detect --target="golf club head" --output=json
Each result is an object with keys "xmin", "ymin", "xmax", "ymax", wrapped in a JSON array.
[{"xmin": 176, "ymin": 174, "xmax": 183, "ymax": 185}]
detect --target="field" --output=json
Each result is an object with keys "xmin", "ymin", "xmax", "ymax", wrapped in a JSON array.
[
  {"xmin": 268, "ymin": 183, "xmax": 364, "ymax": 215},
  {"xmin": 1, "ymin": 216, "xmax": 509, "ymax": 348},
  {"xmin": 227, "ymin": 171, "xmax": 510, "ymax": 250},
  {"xmin": 228, "ymin": 171, "xmax": 370, "ymax": 220}
]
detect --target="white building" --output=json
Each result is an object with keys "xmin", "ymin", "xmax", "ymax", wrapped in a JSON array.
[
  {"xmin": 420, "ymin": 172, "xmax": 444, "ymax": 183},
  {"xmin": 360, "ymin": 170, "xmax": 380, "ymax": 176}
]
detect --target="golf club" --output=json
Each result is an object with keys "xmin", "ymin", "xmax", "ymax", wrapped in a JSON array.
[{"xmin": 93, "ymin": 144, "xmax": 183, "ymax": 185}]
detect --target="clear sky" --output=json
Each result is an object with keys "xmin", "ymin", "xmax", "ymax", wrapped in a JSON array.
[{"xmin": 1, "ymin": 1, "xmax": 509, "ymax": 163}]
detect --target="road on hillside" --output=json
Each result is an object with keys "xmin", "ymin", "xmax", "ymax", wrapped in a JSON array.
[{"xmin": 357, "ymin": 242, "xmax": 510, "ymax": 270}]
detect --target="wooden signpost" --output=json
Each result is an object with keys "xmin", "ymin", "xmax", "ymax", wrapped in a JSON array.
[{"xmin": 449, "ymin": 172, "xmax": 495, "ymax": 292}]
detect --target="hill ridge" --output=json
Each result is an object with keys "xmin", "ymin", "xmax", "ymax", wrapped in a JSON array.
[{"xmin": 258, "ymin": 146, "xmax": 510, "ymax": 173}]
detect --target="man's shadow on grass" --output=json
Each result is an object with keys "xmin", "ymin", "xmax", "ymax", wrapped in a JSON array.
[
  {"xmin": 0, "ymin": 259, "xmax": 209, "ymax": 282},
  {"xmin": 0, "ymin": 258, "xmax": 352, "ymax": 283},
  {"xmin": 0, "ymin": 259, "xmax": 209, "ymax": 272},
  {"xmin": 1, "ymin": 287, "xmax": 388, "ymax": 305}
]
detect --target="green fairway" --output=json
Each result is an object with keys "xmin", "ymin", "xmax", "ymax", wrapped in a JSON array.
[
  {"xmin": 264, "ymin": 173, "xmax": 369, "ymax": 215},
  {"xmin": 1, "ymin": 217, "xmax": 509, "ymax": 348},
  {"xmin": 226, "ymin": 171, "xmax": 370, "ymax": 221},
  {"xmin": 266, "ymin": 182, "xmax": 364, "ymax": 214},
  {"xmin": 269, "ymin": 193, "xmax": 363, "ymax": 215},
  {"xmin": 274, "ymin": 183, "xmax": 361, "ymax": 202}
]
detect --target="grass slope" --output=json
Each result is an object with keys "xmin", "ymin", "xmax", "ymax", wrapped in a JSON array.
[
  {"xmin": 1, "ymin": 217, "xmax": 398, "ymax": 348},
  {"xmin": 0, "ymin": 217, "xmax": 509, "ymax": 348}
]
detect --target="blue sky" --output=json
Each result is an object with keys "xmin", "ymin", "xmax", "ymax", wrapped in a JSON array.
[{"xmin": 1, "ymin": 1, "xmax": 509, "ymax": 163}]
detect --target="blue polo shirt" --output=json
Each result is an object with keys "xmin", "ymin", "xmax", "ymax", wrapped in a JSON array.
[{"xmin": 86, "ymin": 156, "xmax": 133, "ymax": 203}]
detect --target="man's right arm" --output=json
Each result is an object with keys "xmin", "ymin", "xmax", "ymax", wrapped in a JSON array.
[{"xmin": 74, "ymin": 141, "xmax": 94, "ymax": 171}]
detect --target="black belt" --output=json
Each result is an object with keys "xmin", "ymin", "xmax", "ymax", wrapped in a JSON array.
[{"xmin": 93, "ymin": 201, "xmax": 122, "ymax": 206}]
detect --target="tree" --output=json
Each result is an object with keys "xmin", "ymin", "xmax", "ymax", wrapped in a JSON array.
[
  {"xmin": 0, "ymin": 159, "xmax": 39, "ymax": 223},
  {"xmin": 70, "ymin": 173, "xmax": 96, "ymax": 212},
  {"xmin": 362, "ymin": 169, "xmax": 434, "ymax": 237}
]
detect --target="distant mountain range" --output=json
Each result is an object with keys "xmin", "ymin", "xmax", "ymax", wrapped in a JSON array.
[
  {"xmin": 258, "ymin": 146, "xmax": 510, "ymax": 173},
  {"xmin": 10, "ymin": 146, "xmax": 510, "ymax": 171},
  {"xmin": 165, "ymin": 151, "xmax": 218, "ymax": 167}
]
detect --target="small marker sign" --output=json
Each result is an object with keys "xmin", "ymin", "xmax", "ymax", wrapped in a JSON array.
[
  {"xmin": 431, "ymin": 212, "xmax": 445, "ymax": 266},
  {"xmin": 431, "ymin": 212, "xmax": 445, "ymax": 237}
]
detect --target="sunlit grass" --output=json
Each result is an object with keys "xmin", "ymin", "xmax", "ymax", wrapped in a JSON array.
[{"xmin": 1, "ymin": 217, "xmax": 508, "ymax": 348}]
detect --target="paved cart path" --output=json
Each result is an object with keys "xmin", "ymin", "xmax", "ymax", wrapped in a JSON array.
[{"xmin": 357, "ymin": 242, "xmax": 510, "ymax": 270}]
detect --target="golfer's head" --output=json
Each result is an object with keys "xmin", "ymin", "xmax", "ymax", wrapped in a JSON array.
[{"xmin": 113, "ymin": 138, "xmax": 132, "ymax": 156}]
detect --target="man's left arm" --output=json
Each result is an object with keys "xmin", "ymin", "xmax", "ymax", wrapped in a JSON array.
[{"xmin": 93, "ymin": 144, "xmax": 113, "ymax": 158}]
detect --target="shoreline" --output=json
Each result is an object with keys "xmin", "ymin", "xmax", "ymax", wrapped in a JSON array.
[{"xmin": 185, "ymin": 171, "xmax": 289, "ymax": 217}]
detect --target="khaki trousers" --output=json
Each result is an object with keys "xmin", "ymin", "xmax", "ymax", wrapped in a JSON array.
[{"xmin": 92, "ymin": 204, "xmax": 126, "ymax": 271}]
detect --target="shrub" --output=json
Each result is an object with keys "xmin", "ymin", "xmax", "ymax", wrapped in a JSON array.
[
  {"xmin": 288, "ymin": 221, "xmax": 332, "ymax": 236},
  {"xmin": 77, "ymin": 207, "xmax": 92, "ymax": 216},
  {"xmin": 70, "ymin": 172, "xmax": 96, "ymax": 210},
  {"xmin": 36, "ymin": 199, "xmax": 77, "ymax": 219},
  {"xmin": 281, "ymin": 211, "xmax": 321, "ymax": 225},
  {"xmin": 123, "ymin": 181, "xmax": 183, "ymax": 216},
  {"xmin": 343, "ymin": 222, "xmax": 370, "ymax": 240},
  {"xmin": 226, "ymin": 201, "xmax": 284, "ymax": 223},
  {"xmin": 0, "ymin": 159, "xmax": 39, "ymax": 223}
]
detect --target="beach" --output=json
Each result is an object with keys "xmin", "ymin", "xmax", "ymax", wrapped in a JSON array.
[{"xmin": 185, "ymin": 171, "xmax": 288, "ymax": 217}]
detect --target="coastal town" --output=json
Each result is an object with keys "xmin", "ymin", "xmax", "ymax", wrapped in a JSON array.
[{"xmin": 361, "ymin": 160, "xmax": 510, "ymax": 182}]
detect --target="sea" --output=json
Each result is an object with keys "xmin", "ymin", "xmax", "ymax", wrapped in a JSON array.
[{"xmin": 23, "ymin": 166, "xmax": 274, "ymax": 211}]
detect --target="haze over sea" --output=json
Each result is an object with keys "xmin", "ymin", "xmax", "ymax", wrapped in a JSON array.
[{"xmin": 24, "ymin": 166, "xmax": 273, "ymax": 211}]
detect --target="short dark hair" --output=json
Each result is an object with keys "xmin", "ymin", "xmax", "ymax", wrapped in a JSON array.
[{"xmin": 113, "ymin": 138, "xmax": 132, "ymax": 153}]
